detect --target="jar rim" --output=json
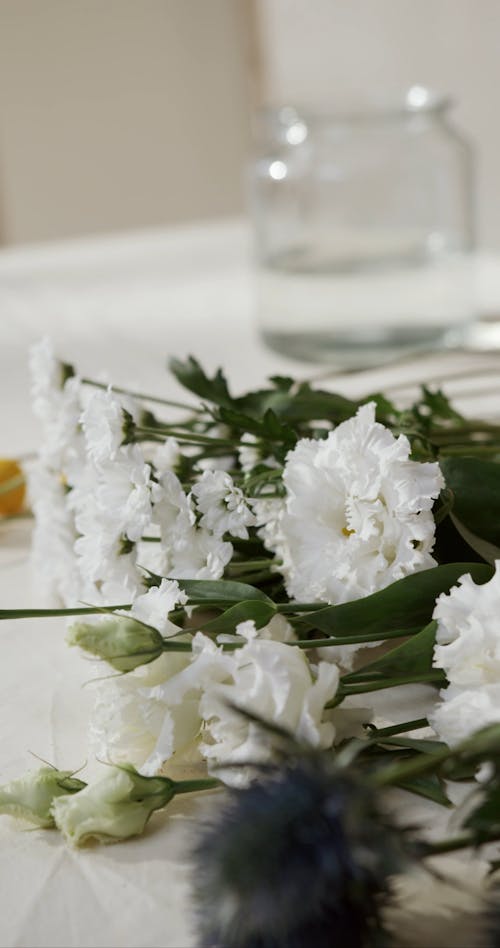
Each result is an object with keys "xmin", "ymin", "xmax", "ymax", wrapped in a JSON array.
[{"xmin": 256, "ymin": 89, "xmax": 453, "ymax": 135}]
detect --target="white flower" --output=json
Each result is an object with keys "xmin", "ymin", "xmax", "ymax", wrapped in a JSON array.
[
  {"xmin": 130, "ymin": 579, "xmax": 188, "ymax": 636},
  {"xmin": 170, "ymin": 523, "xmax": 233, "ymax": 580},
  {"xmin": 199, "ymin": 637, "xmax": 339, "ymax": 786},
  {"xmin": 30, "ymin": 337, "xmax": 69, "ymax": 413},
  {"xmin": 217, "ymin": 614, "xmax": 295, "ymax": 646},
  {"xmin": 192, "ymin": 469, "xmax": 256, "ymax": 539},
  {"xmin": 90, "ymin": 624, "xmax": 337, "ymax": 785},
  {"xmin": 80, "ymin": 387, "xmax": 133, "ymax": 464},
  {"xmin": 251, "ymin": 496, "xmax": 286, "ymax": 554},
  {"xmin": 430, "ymin": 564, "xmax": 500, "ymax": 745},
  {"xmin": 430, "ymin": 684, "xmax": 500, "ymax": 747},
  {"xmin": 432, "ymin": 566, "xmax": 500, "ymax": 687},
  {"xmin": 96, "ymin": 444, "xmax": 160, "ymax": 542},
  {"xmin": 89, "ymin": 645, "xmax": 203, "ymax": 776},
  {"xmin": 29, "ymin": 339, "xmax": 83, "ymax": 469},
  {"xmin": 27, "ymin": 460, "xmax": 81, "ymax": 604},
  {"xmin": 272, "ymin": 403, "xmax": 443, "ymax": 605},
  {"xmin": 149, "ymin": 470, "xmax": 233, "ymax": 580}
]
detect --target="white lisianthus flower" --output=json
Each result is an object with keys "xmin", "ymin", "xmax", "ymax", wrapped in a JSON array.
[
  {"xmin": 192, "ymin": 470, "xmax": 256, "ymax": 539},
  {"xmin": 89, "ymin": 643, "xmax": 205, "ymax": 777},
  {"xmin": 216, "ymin": 614, "xmax": 296, "ymax": 646},
  {"xmin": 130, "ymin": 579, "xmax": 188, "ymax": 636},
  {"xmin": 430, "ymin": 564, "xmax": 500, "ymax": 745},
  {"xmin": 272, "ymin": 402, "xmax": 443, "ymax": 605},
  {"xmin": 430, "ymin": 685, "xmax": 500, "ymax": 747},
  {"xmin": 80, "ymin": 387, "xmax": 134, "ymax": 464},
  {"xmin": 432, "ymin": 566, "xmax": 500, "ymax": 687},
  {"xmin": 199, "ymin": 635, "xmax": 339, "ymax": 787}
]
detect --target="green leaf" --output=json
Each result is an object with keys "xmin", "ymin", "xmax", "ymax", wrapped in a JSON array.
[
  {"xmin": 420, "ymin": 386, "xmax": 465, "ymax": 423},
  {"xmin": 464, "ymin": 784, "xmax": 500, "ymax": 835},
  {"xmin": 302, "ymin": 562, "xmax": 493, "ymax": 640},
  {"xmin": 396, "ymin": 773, "xmax": 452, "ymax": 806},
  {"xmin": 198, "ymin": 600, "xmax": 277, "ymax": 635},
  {"xmin": 441, "ymin": 457, "xmax": 500, "ymax": 547},
  {"xmin": 377, "ymin": 734, "xmax": 447, "ymax": 755},
  {"xmin": 169, "ymin": 356, "xmax": 233, "ymax": 408},
  {"xmin": 168, "ymin": 577, "xmax": 274, "ymax": 606},
  {"xmin": 450, "ymin": 514, "xmax": 500, "ymax": 565},
  {"xmin": 216, "ymin": 405, "xmax": 296, "ymax": 447},
  {"xmin": 277, "ymin": 385, "xmax": 359, "ymax": 425},
  {"xmin": 344, "ymin": 621, "xmax": 439, "ymax": 683}
]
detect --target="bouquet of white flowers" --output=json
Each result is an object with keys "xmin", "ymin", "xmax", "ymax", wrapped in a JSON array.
[{"xmin": 2, "ymin": 339, "xmax": 500, "ymax": 946}]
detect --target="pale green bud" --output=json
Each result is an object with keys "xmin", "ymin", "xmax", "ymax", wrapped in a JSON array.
[
  {"xmin": 52, "ymin": 765, "xmax": 175, "ymax": 846},
  {"xmin": 0, "ymin": 767, "xmax": 85, "ymax": 827},
  {"xmin": 67, "ymin": 617, "xmax": 164, "ymax": 672}
]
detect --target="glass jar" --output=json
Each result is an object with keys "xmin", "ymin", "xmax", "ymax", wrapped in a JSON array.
[{"xmin": 249, "ymin": 90, "xmax": 475, "ymax": 367}]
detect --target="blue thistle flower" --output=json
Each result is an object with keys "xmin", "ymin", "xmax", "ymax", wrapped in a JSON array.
[{"xmin": 192, "ymin": 753, "xmax": 414, "ymax": 947}]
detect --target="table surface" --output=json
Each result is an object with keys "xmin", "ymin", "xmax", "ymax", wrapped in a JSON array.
[{"xmin": 1, "ymin": 218, "xmax": 500, "ymax": 948}]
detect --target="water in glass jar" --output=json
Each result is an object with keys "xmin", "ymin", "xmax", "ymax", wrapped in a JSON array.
[{"xmin": 257, "ymin": 237, "xmax": 474, "ymax": 368}]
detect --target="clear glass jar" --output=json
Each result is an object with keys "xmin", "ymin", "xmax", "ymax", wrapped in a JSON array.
[{"xmin": 249, "ymin": 90, "xmax": 475, "ymax": 367}]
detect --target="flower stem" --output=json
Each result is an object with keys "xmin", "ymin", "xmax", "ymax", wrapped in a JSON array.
[
  {"xmin": 327, "ymin": 670, "xmax": 443, "ymax": 708},
  {"xmin": 293, "ymin": 628, "xmax": 406, "ymax": 649},
  {"xmin": 0, "ymin": 604, "xmax": 132, "ymax": 620},
  {"xmin": 81, "ymin": 377, "xmax": 202, "ymax": 414},
  {"xmin": 174, "ymin": 777, "xmax": 220, "ymax": 795},
  {"xmin": 368, "ymin": 717, "xmax": 429, "ymax": 738},
  {"xmin": 137, "ymin": 426, "xmax": 235, "ymax": 449}
]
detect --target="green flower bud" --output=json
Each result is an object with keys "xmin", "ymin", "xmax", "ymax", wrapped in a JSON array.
[
  {"xmin": 67, "ymin": 617, "xmax": 164, "ymax": 672},
  {"xmin": 52, "ymin": 765, "xmax": 175, "ymax": 846},
  {"xmin": 0, "ymin": 767, "xmax": 86, "ymax": 827}
]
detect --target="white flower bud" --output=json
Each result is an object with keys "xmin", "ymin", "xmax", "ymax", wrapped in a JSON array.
[
  {"xmin": 52, "ymin": 766, "xmax": 175, "ymax": 846},
  {"xmin": 67, "ymin": 617, "xmax": 164, "ymax": 672},
  {"xmin": 0, "ymin": 767, "xmax": 85, "ymax": 827}
]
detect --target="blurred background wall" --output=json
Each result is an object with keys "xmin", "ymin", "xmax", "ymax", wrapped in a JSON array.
[
  {"xmin": 0, "ymin": 0, "xmax": 255, "ymax": 244},
  {"xmin": 0, "ymin": 0, "xmax": 499, "ymax": 249}
]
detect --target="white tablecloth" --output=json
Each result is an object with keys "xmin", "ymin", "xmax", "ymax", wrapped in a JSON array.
[{"xmin": 1, "ymin": 218, "xmax": 500, "ymax": 947}]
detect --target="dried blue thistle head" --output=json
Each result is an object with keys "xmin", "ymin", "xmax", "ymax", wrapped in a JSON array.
[{"xmin": 192, "ymin": 753, "xmax": 415, "ymax": 948}]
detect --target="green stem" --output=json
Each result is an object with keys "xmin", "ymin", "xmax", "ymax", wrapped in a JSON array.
[
  {"xmin": 429, "ymin": 421, "xmax": 500, "ymax": 441},
  {"xmin": 276, "ymin": 602, "xmax": 327, "ymax": 614},
  {"xmin": 0, "ymin": 604, "xmax": 132, "ymax": 620},
  {"xmin": 438, "ymin": 442, "xmax": 500, "ymax": 456},
  {"xmin": 293, "ymin": 628, "xmax": 406, "ymax": 649},
  {"xmin": 424, "ymin": 832, "xmax": 478, "ymax": 856},
  {"xmin": 137, "ymin": 426, "xmax": 235, "ymax": 449},
  {"xmin": 81, "ymin": 377, "xmax": 202, "ymax": 414},
  {"xmin": 225, "ymin": 559, "xmax": 275, "ymax": 573},
  {"xmin": 368, "ymin": 717, "xmax": 429, "ymax": 738},
  {"xmin": 174, "ymin": 777, "xmax": 220, "ymax": 795},
  {"xmin": 327, "ymin": 671, "xmax": 443, "ymax": 708}
]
